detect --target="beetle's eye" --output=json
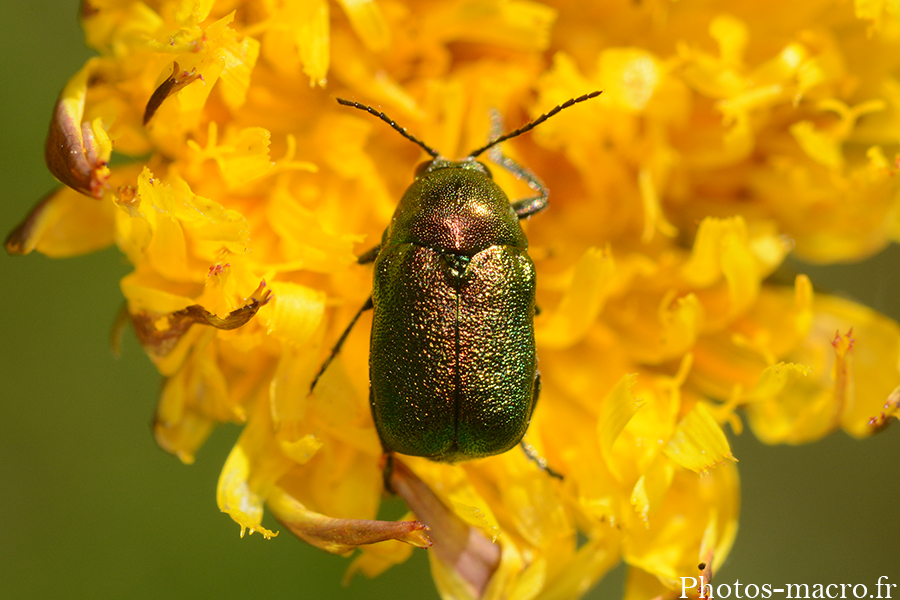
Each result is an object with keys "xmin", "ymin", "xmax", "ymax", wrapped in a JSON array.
[{"xmin": 414, "ymin": 160, "xmax": 435, "ymax": 178}]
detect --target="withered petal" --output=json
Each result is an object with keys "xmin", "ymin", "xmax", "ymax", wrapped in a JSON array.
[
  {"xmin": 143, "ymin": 61, "xmax": 204, "ymax": 125},
  {"xmin": 44, "ymin": 81, "xmax": 110, "ymax": 199},
  {"xmin": 5, "ymin": 184, "xmax": 115, "ymax": 257},
  {"xmin": 268, "ymin": 486, "xmax": 431, "ymax": 555},
  {"xmin": 131, "ymin": 280, "xmax": 272, "ymax": 357},
  {"xmin": 5, "ymin": 191, "xmax": 55, "ymax": 255},
  {"xmin": 868, "ymin": 386, "xmax": 900, "ymax": 432},
  {"xmin": 389, "ymin": 458, "xmax": 501, "ymax": 599},
  {"xmin": 80, "ymin": 0, "xmax": 99, "ymax": 19}
]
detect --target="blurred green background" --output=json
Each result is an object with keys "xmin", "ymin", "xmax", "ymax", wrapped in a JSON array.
[{"xmin": 1, "ymin": 2, "xmax": 897, "ymax": 599}]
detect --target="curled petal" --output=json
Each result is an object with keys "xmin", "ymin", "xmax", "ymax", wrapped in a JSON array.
[
  {"xmin": 131, "ymin": 280, "xmax": 272, "ymax": 357},
  {"xmin": 268, "ymin": 486, "xmax": 431, "ymax": 555},
  {"xmin": 143, "ymin": 62, "xmax": 204, "ymax": 125},
  {"xmin": 44, "ymin": 61, "xmax": 111, "ymax": 199}
]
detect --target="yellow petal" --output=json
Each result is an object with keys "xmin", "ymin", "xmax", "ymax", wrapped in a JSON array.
[
  {"xmin": 623, "ymin": 462, "xmax": 739, "ymax": 588},
  {"xmin": 294, "ymin": 0, "xmax": 330, "ymax": 86},
  {"xmin": 612, "ymin": 292, "xmax": 702, "ymax": 364},
  {"xmin": 81, "ymin": 1, "xmax": 165, "ymax": 54},
  {"xmin": 599, "ymin": 48, "xmax": 661, "ymax": 113},
  {"xmin": 855, "ymin": 0, "xmax": 900, "ymax": 32},
  {"xmin": 154, "ymin": 342, "xmax": 231, "ymax": 463},
  {"xmin": 536, "ymin": 536, "xmax": 622, "ymax": 600},
  {"xmin": 536, "ymin": 247, "xmax": 614, "ymax": 350},
  {"xmin": 213, "ymin": 127, "xmax": 275, "ymax": 189},
  {"xmin": 710, "ymin": 14, "xmax": 748, "ymax": 66},
  {"xmin": 664, "ymin": 402, "xmax": 735, "ymax": 473},
  {"xmin": 623, "ymin": 566, "xmax": 672, "ymax": 600},
  {"xmin": 344, "ymin": 535, "xmax": 417, "ymax": 583},
  {"xmin": 5, "ymin": 186, "xmax": 115, "ymax": 257},
  {"xmin": 153, "ymin": 383, "xmax": 214, "ymax": 464},
  {"xmin": 631, "ymin": 456, "xmax": 676, "ymax": 522},
  {"xmin": 420, "ymin": 0, "xmax": 557, "ymax": 52},
  {"xmin": 203, "ymin": 13, "xmax": 261, "ymax": 109},
  {"xmin": 746, "ymin": 293, "xmax": 900, "ymax": 442},
  {"xmin": 174, "ymin": 0, "xmax": 214, "ymax": 26},
  {"xmin": 335, "ymin": 0, "xmax": 390, "ymax": 52},
  {"xmin": 638, "ymin": 168, "xmax": 678, "ymax": 243},
  {"xmin": 269, "ymin": 344, "xmax": 317, "ymax": 430},
  {"xmin": 790, "ymin": 120, "xmax": 845, "ymax": 169},
  {"xmin": 216, "ymin": 405, "xmax": 286, "ymax": 539},
  {"xmin": 278, "ymin": 435, "xmax": 323, "ymax": 465},
  {"xmin": 598, "ymin": 373, "xmax": 644, "ymax": 481}
]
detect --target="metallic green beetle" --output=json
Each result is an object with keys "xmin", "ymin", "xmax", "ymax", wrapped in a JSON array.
[{"xmin": 312, "ymin": 92, "xmax": 601, "ymax": 467}]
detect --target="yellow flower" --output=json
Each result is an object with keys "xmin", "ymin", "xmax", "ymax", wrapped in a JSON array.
[{"xmin": 7, "ymin": 1, "xmax": 900, "ymax": 599}]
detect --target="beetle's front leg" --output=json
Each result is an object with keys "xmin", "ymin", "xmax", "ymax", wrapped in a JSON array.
[
  {"xmin": 308, "ymin": 296, "xmax": 373, "ymax": 394},
  {"xmin": 308, "ymin": 244, "xmax": 381, "ymax": 395},
  {"xmin": 519, "ymin": 440, "xmax": 563, "ymax": 480},
  {"xmin": 486, "ymin": 109, "xmax": 549, "ymax": 219}
]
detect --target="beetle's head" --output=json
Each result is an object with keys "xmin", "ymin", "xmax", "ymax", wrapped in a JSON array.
[{"xmin": 413, "ymin": 157, "xmax": 492, "ymax": 180}]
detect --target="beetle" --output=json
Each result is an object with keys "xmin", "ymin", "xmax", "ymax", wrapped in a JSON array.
[{"xmin": 311, "ymin": 92, "xmax": 602, "ymax": 472}]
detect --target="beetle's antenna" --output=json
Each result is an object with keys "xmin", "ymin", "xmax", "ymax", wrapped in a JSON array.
[
  {"xmin": 467, "ymin": 91, "xmax": 602, "ymax": 158},
  {"xmin": 336, "ymin": 98, "xmax": 440, "ymax": 158}
]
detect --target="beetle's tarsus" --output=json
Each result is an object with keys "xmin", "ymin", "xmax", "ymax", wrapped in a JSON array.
[
  {"xmin": 308, "ymin": 296, "xmax": 374, "ymax": 395},
  {"xmin": 520, "ymin": 440, "xmax": 564, "ymax": 480},
  {"xmin": 358, "ymin": 244, "xmax": 382, "ymax": 265},
  {"xmin": 511, "ymin": 195, "xmax": 548, "ymax": 219}
]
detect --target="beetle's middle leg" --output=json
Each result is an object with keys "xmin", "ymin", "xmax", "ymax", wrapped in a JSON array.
[
  {"xmin": 519, "ymin": 372, "xmax": 564, "ymax": 479},
  {"xmin": 308, "ymin": 244, "xmax": 380, "ymax": 395},
  {"xmin": 486, "ymin": 109, "xmax": 549, "ymax": 220}
]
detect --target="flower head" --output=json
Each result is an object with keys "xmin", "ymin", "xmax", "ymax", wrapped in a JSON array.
[{"xmin": 8, "ymin": 0, "xmax": 900, "ymax": 598}]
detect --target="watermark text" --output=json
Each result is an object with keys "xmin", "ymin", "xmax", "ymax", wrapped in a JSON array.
[{"xmin": 680, "ymin": 576, "xmax": 897, "ymax": 599}]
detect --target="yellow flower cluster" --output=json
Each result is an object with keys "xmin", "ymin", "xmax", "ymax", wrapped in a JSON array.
[{"xmin": 9, "ymin": 0, "xmax": 900, "ymax": 598}]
